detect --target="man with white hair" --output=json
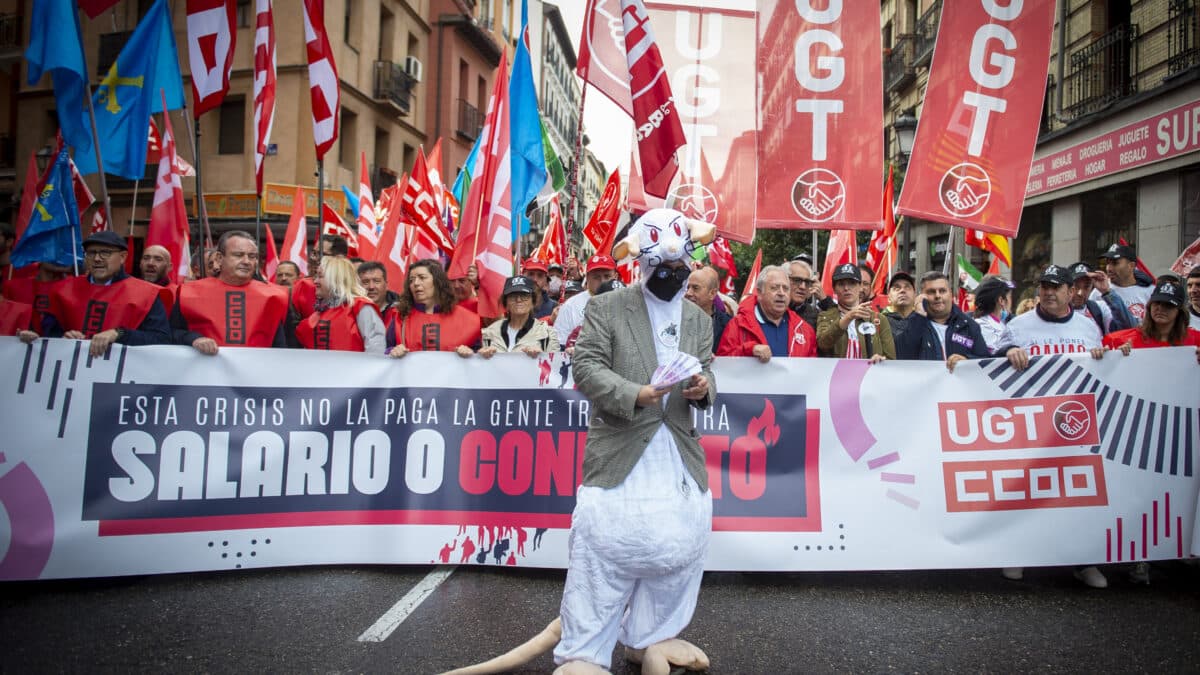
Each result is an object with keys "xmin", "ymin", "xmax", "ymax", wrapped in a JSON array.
[
  {"xmin": 718, "ymin": 265, "xmax": 816, "ymax": 361},
  {"xmin": 786, "ymin": 258, "xmax": 821, "ymax": 328}
]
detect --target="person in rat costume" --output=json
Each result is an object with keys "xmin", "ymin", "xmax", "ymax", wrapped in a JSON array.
[{"xmin": 444, "ymin": 209, "xmax": 717, "ymax": 675}]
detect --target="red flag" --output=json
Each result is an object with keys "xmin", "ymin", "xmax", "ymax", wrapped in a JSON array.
[
  {"xmin": 426, "ymin": 139, "xmax": 448, "ymax": 216},
  {"xmin": 896, "ymin": 0, "xmax": 1055, "ymax": 237},
  {"xmin": 146, "ymin": 92, "xmax": 191, "ymax": 283},
  {"xmin": 582, "ymin": 168, "xmax": 622, "ymax": 256},
  {"xmin": 89, "ymin": 206, "xmax": 107, "ymax": 235},
  {"xmin": 356, "ymin": 151, "xmax": 379, "ymax": 258},
  {"xmin": 708, "ymin": 235, "xmax": 738, "ymax": 295},
  {"xmin": 448, "ymin": 52, "xmax": 513, "ymax": 319},
  {"xmin": 1118, "ymin": 237, "xmax": 1155, "ymax": 279},
  {"xmin": 374, "ymin": 186, "xmax": 409, "ymax": 293},
  {"xmin": 280, "ymin": 185, "xmax": 309, "ymax": 276},
  {"xmin": 866, "ymin": 167, "xmax": 898, "ymax": 296},
  {"xmin": 1171, "ymin": 236, "xmax": 1200, "ymax": 276},
  {"xmin": 253, "ymin": 0, "xmax": 276, "ymax": 195},
  {"xmin": 821, "ymin": 230, "xmax": 857, "ymax": 299},
  {"xmin": 321, "ymin": 203, "xmax": 357, "ymax": 256},
  {"xmin": 14, "ymin": 149, "xmax": 42, "ymax": 242},
  {"xmin": 578, "ymin": 0, "xmax": 633, "ymax": 115},
  {"xmin": 401, "ymin": 147, "xmax": 454, "ymax": 255},
  {"xmin": 742, "ymin": 248, "xmax": 763, "ymax": 298},
  {"xmin": 303, "ymin": 0, "xmax": 340, "ymax": 160},
  {"xmin": 263, "ymin": 222, "xmax": 280, "ymax": 282},
  {"xmin": 187, "ymin": 0, "xmax": 237, "ymax": 118},
  {"xmin": 148, "ymin": 117, "xmax": 196, "ymax": 177},
  {"xmin": 986, "ymin": 255, "xmax": 1002, "ymax": 276},
  {"xmin": 69, "ymin": 156, "xmax": 96, "ymax": 218},
  {"xmin": 964, "ymin": 228, "xmax": 1013, "ymax": 267},
  {"xmin": 618, "ymin": 0, "xmax": 685, "ymax": 198},
  {"xmin": 79, "ymin": 0, "xmax": 121, "ymax": 19},
  {"xmin": 533, "ymin": 194, "xmax": 566, "ymax": 265}
]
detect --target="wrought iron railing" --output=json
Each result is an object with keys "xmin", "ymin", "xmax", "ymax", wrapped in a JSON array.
[
  {"xmin": 373, "ymin": 61, "xmax": 417, "ymax": 115},
  {"xmin": 885, "ymin": 35, "xmax": 917, "ymax": 93},
  {"xmin": 1167, "ymin": 0, "xmax": 1200, "ymax": 76},
  {"xmin": 913, "ymin": 1, "xmax": 940, "ymax": 68},
  {"xmin": 457, "ymin": 98, "xmax": 483, "ymax": 141},
  {"xmin": 1062, "ymin": 24, "xmax": 1138, "ymax": 119}
]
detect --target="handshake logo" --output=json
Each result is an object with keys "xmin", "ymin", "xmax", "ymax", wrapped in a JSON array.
[
  {"xmin": 790, "ymin": 169, "xmax": 846, "ymax": 223},
  {"xmin": 938, "ymin": 163, "xmax": 992, "ymax": 217}
]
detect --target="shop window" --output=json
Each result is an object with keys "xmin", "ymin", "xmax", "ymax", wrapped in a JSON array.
[
  {"xmin": 1183, "ymin": 169, "xmax": 1200, "ymax": 252},
  {"xmin": 1080, "ymin": 183, "xmax": 1137, "ymax": 264},
  {"xmin": 1013, "ymin": 203, "xmax": 1052, "ymax": 303}
]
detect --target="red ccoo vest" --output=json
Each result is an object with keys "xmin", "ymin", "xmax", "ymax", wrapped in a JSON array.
[
  {"xmin": 177, "ymin": 277, "xmax": 289, "ymax": 347},
  {"xmin": 0, "ymin": 298, "xmax": 33, "ymax": 336},
  {"xmin": 296, "ymin": 296, "xmax": 380, "ymax": 352},
  {"xmin": 47, "ymin": 275, "xmax": 168, "ymax": 337}
]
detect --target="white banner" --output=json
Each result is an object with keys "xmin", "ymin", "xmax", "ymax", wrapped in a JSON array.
[{"xmin": 0, "ymin": 338, "xmax": 1196, "ymax": 580}]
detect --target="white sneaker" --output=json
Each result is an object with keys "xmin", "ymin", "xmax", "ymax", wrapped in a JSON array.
[
  {"xmin": 1001, "ymin": 567, "xmax": 1024, "ymax": 580},
  {"xmin": 1129, "ymin": 561, "xmax": 1150, "ymax": 585},
  {"xmin": 1074, "ymin": 566, "xmax": 1108, "ymax": 588}
]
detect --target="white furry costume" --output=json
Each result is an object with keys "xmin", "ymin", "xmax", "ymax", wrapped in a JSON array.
[{"xmin": 554, "ymin": 210, "xmax": 715, "ymax": 669}]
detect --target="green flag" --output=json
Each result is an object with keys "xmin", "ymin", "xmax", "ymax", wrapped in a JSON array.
[
  {"xmin": 957, "ymin": 254, "xmax": 982, "ymax": 291},
  {"xmin": 537, "ymin": 116, "xmax": 566, "ymax": 205}
]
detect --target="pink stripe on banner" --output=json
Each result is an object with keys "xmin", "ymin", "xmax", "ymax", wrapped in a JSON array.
[
  {"xmin": 1117, "ymin": 517, "xmax": 1123, "ymax": 561},
  {"xmin": 1106, "ymin": 528, "xmax": 1112, "ymax": 562},
  {"xmin": 0, "ymin": 463, "xmax": 55, "ymax": 580},
  {"xmin": 1142, "ymin": 513, "xmax": 1148, "ymax": 559},
  {"xmin": 1178, "ymin": 517, "xmax": 1184, "ymax": 558},
  {"xmin": 1130, "ymin": 541, "xmax": 1135, "ymax": 560},
  {"xmin": 1166, "ymin": 492, "xmax": 1171, "ymax": 536},
  {"xmin": 1153, "ymin": 500, "xmax": 1159, "ymax": 545},
  {"xmin": 880, "ymin": 472, "xmax": 915, "ymax": 484},
  {"xmin": 886, "ymin": 489, "xmax": 919, "ymax": 509},
  {"xmin": 867, "ymin": 452, "xmax": 900, "ymax": 470},
  {"xmin": 829, "ymin": 361, "xmax": 877, "ymax": 462}
]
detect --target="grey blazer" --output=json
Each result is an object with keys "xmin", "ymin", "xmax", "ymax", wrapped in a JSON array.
[{"xmin": 572, "ymin": 284, "xmax": 717, "ymax": 492}]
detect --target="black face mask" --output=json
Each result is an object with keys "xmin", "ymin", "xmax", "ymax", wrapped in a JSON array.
[{"xmin": 645, "ymin": 264, "xmax": 691, "ymax": 301}]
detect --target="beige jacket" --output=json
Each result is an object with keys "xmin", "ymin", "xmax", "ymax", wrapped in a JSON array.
[{"xmin": 480, "ymin": 316, "xmax": 559, "ymax": 353}]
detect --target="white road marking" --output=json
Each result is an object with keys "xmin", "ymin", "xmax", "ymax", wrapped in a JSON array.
[{"xmin": 356, "ymin": 567, "xmax": 456, "ymax": 643}]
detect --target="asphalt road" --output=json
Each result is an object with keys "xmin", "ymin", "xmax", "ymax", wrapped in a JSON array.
[{"xmin": 3, "ymin": 561, "xmax": 1198, "ymax": 673}]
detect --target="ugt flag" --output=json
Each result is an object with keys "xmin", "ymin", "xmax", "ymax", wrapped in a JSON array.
[
  {"xmin": 11, "ymin": 149, "xmax": 84, "ymax": 269},
  {"xmin": 73, "ymin": 0, "xmax": 185, "ymax": 179}
]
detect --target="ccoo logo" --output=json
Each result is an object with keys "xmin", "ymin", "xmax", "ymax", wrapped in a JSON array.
[{"xmin": 1052, "ymin": 400, "xmax": 1092, "ymax": 442}]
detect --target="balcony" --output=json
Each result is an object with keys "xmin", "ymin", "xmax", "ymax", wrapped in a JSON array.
[
  {"xmin": 913, "ymin": 1, "xmax": 940, "ymax": 68},
  {"xmin": 1062, "ymin": 24, "xmax": 1138, "ymax": 119},
  {"xmin": 457, "ymin": 98, "xmax": 483, "ymax": 142},
  {"xmin": 373, "ymin": 61, "xmax": 417, "ymax": 115},
  {"xmin": 1167, "ymin": 0, "xmax": 1200, "ymax": 77},
  {"xmin": 885, "ymin": 35, "xmax": 917, "ymax": 93}
]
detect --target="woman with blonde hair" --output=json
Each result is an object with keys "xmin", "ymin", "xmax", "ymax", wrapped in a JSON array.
[{"xmin": 296, "ymin": 256, "xmax": 386, "ymax": 354}]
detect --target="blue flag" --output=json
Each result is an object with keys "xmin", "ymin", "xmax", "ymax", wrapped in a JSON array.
[
  {"xmin": 10, "ymin": 149, "xmax": 84, "ymax": 269},
  {"xmin": 25, "ymin": 0, "xmax": 91, "ymax": 153},
  {"xmin": 341, "ymin": 186, "xmax": 360, "ymax": 218},
  {"xmin": 73, "ymin": 0, "xmax": 185, "ymax": 179},
  {"xmin": 509, "ymin": 0, "xmax": 548, "ymax": 240},
  {"xmin": 452, "ymin": 133, "xmax": 482, "ymax": 210}
]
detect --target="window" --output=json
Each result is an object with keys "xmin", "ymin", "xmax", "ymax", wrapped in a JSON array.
[
  {"xmin": 237, "ymin": 0, "xmax": 251, "ymax": 28},
  {"xmin": 1080, "ymin": 183, "xmax": 1137, "ymax": 264},
  {"xmin": 1013, "ymin": 204, "xmax": 1053, "ymax": 302},
  {"xmin": 343, "ymin": 0, "xmax": 360, "ymax": 48},
  {"xmin": 218, "ymin": 98, "xmax": 245, "ymax": 155},
  {"xmin": 340, "ymin": 108, "xmax": 358, "ymax": 167},
  {"xmin": 1183, "ymin": 169, "xmax": 1200, "ymax": 251}
]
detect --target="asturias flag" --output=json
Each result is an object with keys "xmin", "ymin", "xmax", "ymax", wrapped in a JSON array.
[
  {"xmin": 25, "ymin": 0, "xmax": 91, "ymax": 153},
  {"xmin": 10, "ymin": 149, "xmax": 84, "ymax": 269}
]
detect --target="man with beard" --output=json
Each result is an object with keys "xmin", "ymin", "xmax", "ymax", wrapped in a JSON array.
[
  {"xmin": 274, "ymin": 261, "xmax": 301, "ymax": 287},
  {"xmin": 139, "ymin": 244, "xmax": 177, "ymax": 307},
  {"xmin": 786, "ymin": 258, "xmax": 821, "ymax": 328}
]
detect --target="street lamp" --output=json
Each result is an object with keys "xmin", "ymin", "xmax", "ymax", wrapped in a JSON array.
[{"xmin": 892, "ymin": 110, "xmax": 919, "ymax": 272}]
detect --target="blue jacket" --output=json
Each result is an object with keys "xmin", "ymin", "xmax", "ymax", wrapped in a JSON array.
[{"xmin": 888, "ymin": 305, "xmax": 991, "ymax": 361}]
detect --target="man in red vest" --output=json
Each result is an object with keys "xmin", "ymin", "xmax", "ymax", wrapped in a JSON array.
[
  {"xmin": 21, "ymin": 231, "xmax": 171, "ymax": 355},
  {"xmin": 139, "ymin": 244, "xmax": 178, "ymax": 308},
  {"xmin": 172, "ymin": 230, "xmax": 289, "ymax": 354},
  {"xmin": 2, "ymin": 260, "xmax": 71, "ymax": 332}
]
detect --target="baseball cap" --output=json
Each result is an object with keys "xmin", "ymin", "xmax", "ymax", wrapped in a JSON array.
[
  {"xmin": 548, "ymin": 262, "xmax": 564, "ymax": 273},
  {"xmin": 1149, "ymin": 280, "xmax": 1185, "ymax": 307},
  {"xmin": 1038, "ymin": 264, "xmax": 1072, "ymax": 286},
  {"xmin": 974, "ymin": 275, "xmax": 1014, "ymax": 300},
  {"xmin": 563, "ymin": 280, "xmax": 584, "ymax": 296},
  {"xmin": 522, "ymin": 259, "xmax": 548, "ymax": 273},
  {"xmin": 501, "ymin": 275, "xmax": 535, "ymax": 298},
  {"xmin": 1100, "ymin": 243, "xmax": 1136, "ymax": 261},
  {"xmin": 82, "ymin": 230, "xmax": 127, "ymax": 250},
  {"xmin": 1068, "ymin": 262, "xmax": 1094, "ymax": 281},
  {"xmin": 595, "ymin": 278, "xmax": 625, "ymax": 295},
  {"xmin": 832, "ymin": 263, "xmax": 860, "ymax": 283},
  {"xmin": 587, "ymin": 255, "xmax": 617, "ymax": 272},
  {"xmin": 888, "ymin": 270, "xmax": 915, "ymax": 288}
]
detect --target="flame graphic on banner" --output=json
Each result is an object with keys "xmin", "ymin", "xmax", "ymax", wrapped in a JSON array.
[{"xmin": 747, "ymin": 399, "xmax": 781, "ymax": 447}]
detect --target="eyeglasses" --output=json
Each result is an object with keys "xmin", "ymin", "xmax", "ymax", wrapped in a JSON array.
[
  {"xmin": 789, "ymin": 276, "xmax": 815, "ymax": 286},
  {"xmin": 85, "ymin": 249, "xmax": 121, "ymax": 260}
]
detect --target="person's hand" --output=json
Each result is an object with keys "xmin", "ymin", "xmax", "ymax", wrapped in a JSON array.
[
  {"xmin": 811, "ymin": 284, "xmax": 826, "ymax": 301},
  {"xmin": 868, "ymin": 354, "xmax": 887, "ymax": 365},
  {"xmin": 519, "ymin": 346, "xmax": 542, "ymax": 358},
  {"xmin": 478, "ymin": 346, "xmax": 498, "ymax": 359},
  {"xmin": 1194, "ymin": 345, "xmax": 1199, "ymax": 366},
  {"xmin": 946, "ymin": 353, "xmax": 967, "ymax": 373},
  {"xmin": 751, "ymin": 344, "xmax": 772, "ymax": 363},
  {"xmin": 1089, "ymin": 347, "xmax": 1105, "ymax": 360},
  {"xmin": 1006, "ymin": 346, "xmax": 1029, "ymax": 371},
  {"xmin": 565, "ymin": 346, "xmax": 575, "ymax": 356},
  {"xmin": 63, "ymin": 330, "xmax": 85, "ymax": 340},
  {"xmin": 913, "ymin": 300, "xmax": 928, "ymax": 317},
  {"xmin": 192, "ymin": 337, "xmax": 219, "ymax": 355},
  {"xmin": 636, "ymin": 384, "xmax": 668, "ymax": 408},
  {"xmin": 89, "ymin": 328, "xmax": 119, "ymax": 357},
  {"xmin": 682, "ymin": 374, "xmax": 709, "ymax": 401},
  {"xmin": 1090, "ymin": 270, "xmax": 1111, "ymax": 294},
  {"xmin": 455, "ymin": 345, "xmax": 474, "ymax": 358},
  {"xmin": 467, "ymin": 264, "xmax": 479, "ymax": 288},
  {"xmin": 17, "ymin": 330, "xmax": 38, "ymax": 344},
  {"xmin": 388, "ymin": 344, "xmax": 409, "ymax": 358},
  {"xmin": 1114, "ymin": 340, "xmax": 1132, "ymax": 356}
]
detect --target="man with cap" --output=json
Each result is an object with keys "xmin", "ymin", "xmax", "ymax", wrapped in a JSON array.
[
  {"xmin": 882, "ymin": 270, "xmax": 921, "ymax": 355},
  {"xmin": 1186, "ymin": 266, "xmax": 1200, "ymax": 331},
  {"xmin": 1101, "ymin": 243, "xmax": 1154, "ymax": 322},
  {"xmin": 171, "ymin": 230, "xmax": 290, "ymax": 354},
  {"xmin": 20, "ymin": 231, "xmax": 171, "ymax": 355},
  {"xmin": 478, "ymin": 275, "xmax": 559, "ymax": 357},
  {"xmin": 521, "ymin": 259, "xmax": 557, "ymax": 319},
  {"xmin": 554, "ymin": 253, "xmax": 618, "ymax": 348},
  {"xmin": 786, "ymin": 258, "xmax": 821, "ymax": 328},
  {"xmin": 1067, "ymin": 261, "xmax": 1133, "ymax": 335},
  {"xmin": 547, "ymin": 262, "xmax": 565, "ymax": 296},
  {"xmin": 718, "ymin": 265, "xmax": 815, "ymax": 361},
  {"xmin": 816, "ymin": 262, "xmax": 895, "ymax": 361}
]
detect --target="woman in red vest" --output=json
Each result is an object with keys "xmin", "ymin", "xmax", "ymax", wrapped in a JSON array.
[
  {"xmin": 296, "ymin": 257, "xmax": 385, "ymax": 354},
  {"xmin": 1103, "ymin": 279, "xmax": 1200, "ymax": 363},
  {"xmin": 387, "ymin": 259, "xmax": 480, "ymax": 358}
]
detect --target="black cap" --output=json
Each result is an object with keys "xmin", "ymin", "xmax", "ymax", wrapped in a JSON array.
[
  {"xmin": 1100, "ymin": 243, "xmax": 1136, "ymax": 260},
  {"xmin": 595, "ymin": 278, "xmax": 625, "ymax": 295},
  {"xmin": 1149, "ymin": 280, "xmax": 1185, "ymax": 307},
  {"xmin": 832, "ymin": 263, "xmax": 860, "ymax": 283},
  {"xmin": 548, "ymin": 262, "xmax": 564, "ymax": 272},
  {"xmin": 563, "ymin": 280, "xmax": 584, "ymax": 295},
  {"xmin": 1068, "ymin": 262, "xmax": 1094, "ymax": 281},
  {"xmin": 501, "ymin": 275, "xmax": 535, "ymax": 298},
  {"xmin": 887, "ymin": 270, "xmax": 915, "ymax": 288},
  {"xmin": 1039, "ymin": 264, "xmax": 1071, "ymax": 286},
  {"xmin": 790, "ymin": 253, "xmax": 813, "ymax": 265},
  {"xmin": 82, "ymin": 230, "xmax": 127, "ymax": 250},
  {"xmin": 974, "ymin": 275, "xmax": 1015, "ymax": 297}
]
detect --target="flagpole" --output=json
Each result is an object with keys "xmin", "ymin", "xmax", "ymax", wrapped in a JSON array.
[
  {"xmin": 181, "ymin": 107, "xmax": 214, "ymax": 276},
  {"xmin": 70, "ymin": 220, "xmax": 80, "ymax": 277},
  {"xmin": 565, "ymin": 67, "xmax": 589, "ymax": 259},
  {"xmin": 317, "ymin": 159, "xmax": 324, "ymax": 264},
  {"xmin": 255, "ymin": 195, "xmax": 262, "ymax": 256},
  {"xmin": 128, "ymin": 179, "xmax": 140, "ymax": 237},
  {"xmin": 72, "ymin": 5, "xmax": 114, "ymax": 234}
]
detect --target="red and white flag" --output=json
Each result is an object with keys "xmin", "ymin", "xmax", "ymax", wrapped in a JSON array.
[
  {"xmin": 148, "ymin": 118, "xmax": 196, "ymax": 177},
  {"xmin": 303, "ymin": 0, "xmax": 340, "ymax": 160},
  {"xmin": 186, "ymin": 0, "xmax": 237, "ymax": 118},
  {"xmin": 742, "ymin": 248, "xmax": 763, "ymax": 298},
  {"xmin": 426, "ymin": 139, "xmax": 447, "ymax": 216},
  {"xmin": 896, "ymin": 0, "xmax": 1055, "ymax": 237},
  {"xmin": 263, "ymin": 222, "xmax": 280, "ymax": 282},
  {"xmin": 821, "ymin": 230, "xmax": 858, "ymax": 299},
  {"xmin": 582, "ymin": 168, "xmax": 622, "ymax": 256},
  {"xmin": 578, "ymin": 0, "xmax": 633, "ymax": 115},
  {"xmin": 89, "ymin": 206, "xmax": 108, "ymax": 235},
  {"xmin": 708, "ymin": 235, "xmax": 737, "ymax": 296},
  {"xmin": 356, "ymin": 151, "xmax": 379, "ymax": 258},
  {"xmin": 280, "ymin": 185, "xmax": 309, "ymax": 276},
  {"xmin": 865, "ymin": 166, "xmax": 898, "ymax": 293},
  {"xmin": 374, "ymin": 186, "xmax": 409, "ymax": 293},
  {"xmin": 68, "ymin": 155, "xmax": 96, "ymax": 217},
  {"xmin": 146, "ymin": 92, "xmax": 192, "ymax": 283},
  {"xmin": 448, "ymin": 51, "xmax": 513, "ymax": 319},
  {"xmin": 402, "ymin": 147, "xmax": 454, "ymax": 256},
  {"xmin": 321, "ymin": 203, "xmax": 357, "ymax": 256},
  {"xmin": 253, "ymin": 0, "xmax": 276, "ymax": 195},
  {"xmin": 618, "ymin": 0, "xmax": 684, "ymax": 198},
  {"xmin": 532, "ymin": 194, "xmax": 566, "ymax": 265}
]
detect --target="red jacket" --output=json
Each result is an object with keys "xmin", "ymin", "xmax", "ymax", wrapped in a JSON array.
[{"xmin": 717, "ymin": 300, "xmax": 817, "ymax": 357}]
